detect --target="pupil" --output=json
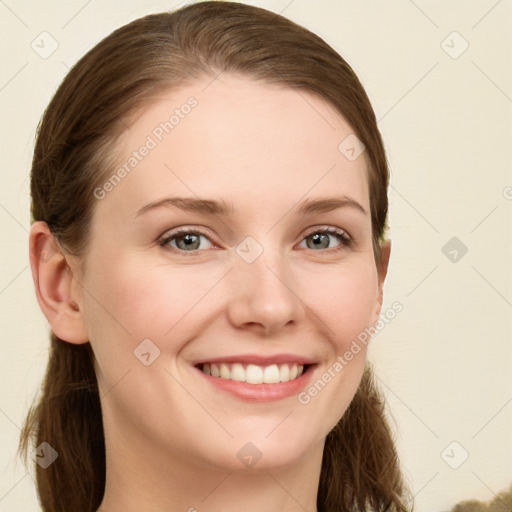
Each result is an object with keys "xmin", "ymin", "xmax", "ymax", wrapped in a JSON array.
[
  {"xmin": 178, "ymin": 233, "xmax": 199, "ymax": 250},
  {"xmin": 311, "ymin": 233, "xmax": 328, "ymax": 249}
]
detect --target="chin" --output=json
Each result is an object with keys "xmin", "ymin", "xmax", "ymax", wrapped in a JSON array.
[{"xmin": 198, "ymin": 427, "xmax": 323, "ymax": 474}]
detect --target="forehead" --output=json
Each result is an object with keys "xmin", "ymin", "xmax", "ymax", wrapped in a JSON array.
[{"xmin": 97, "ymin": 74, "xmax": 369, "ymax": 220}]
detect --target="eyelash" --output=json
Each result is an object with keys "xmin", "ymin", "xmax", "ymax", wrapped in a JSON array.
[{"xmin": 157, "ymin": 226, "xmax": 353, "ymax": 256}]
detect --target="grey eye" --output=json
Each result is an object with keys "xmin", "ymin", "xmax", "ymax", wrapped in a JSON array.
[
  {"xmin": 298, "ymin": 229, "xmax": 349, "ymax": 251},
  {"xmin": 161, "ymin": 231, "xmax": 213, "ymax": 252}
]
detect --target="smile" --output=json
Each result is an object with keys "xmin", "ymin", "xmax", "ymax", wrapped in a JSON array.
[
  {"xmin": 200, "ymin": 362, "xmax": 305, "ymax": 384},
  {"xmin": 193, "ymin": 356, "xmax": 316, "ymax": 402}
]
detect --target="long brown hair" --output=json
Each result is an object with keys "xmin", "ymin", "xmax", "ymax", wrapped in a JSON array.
[{"xmin": 19, "ymin": 2, "xmax": 412, "ymax": 511}]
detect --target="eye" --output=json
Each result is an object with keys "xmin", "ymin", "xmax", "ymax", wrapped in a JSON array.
[
  {"xmin": 158, "ymin": 226, "xmax": 353, "ymax": 256},
  {"xmin": 298, "ymin": 226, "xmax": 353, "ymax": 252},
  {"xmin": 158, "ymin": 229, "xmax": 214, "ymax": 253}
]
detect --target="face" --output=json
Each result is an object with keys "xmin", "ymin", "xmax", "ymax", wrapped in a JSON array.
[{"xmin": 75, "ymin": 74, "xmax": 384, "ymax": 473}]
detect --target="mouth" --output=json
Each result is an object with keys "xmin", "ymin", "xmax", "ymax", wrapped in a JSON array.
[
  {"xmin": 192, "ymin": 357, "xmax": 317, "ymax": 402},
  {"xmin": 195, "ymin": 362, "xmax": 310, "ymax": 384}
]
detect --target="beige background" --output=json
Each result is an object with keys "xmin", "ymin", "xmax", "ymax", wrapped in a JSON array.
[{"xmin": 1, "ymin": 1, "xmax": 511, "ymax": 510}]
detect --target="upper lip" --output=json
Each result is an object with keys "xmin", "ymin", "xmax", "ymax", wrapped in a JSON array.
[{"xmin": 192, "ymin": 354, "xmax": 316, "ymax": 366}]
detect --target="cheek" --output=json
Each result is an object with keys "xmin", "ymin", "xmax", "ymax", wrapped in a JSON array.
[
  {"xmin": 300, "ymin": 258, "xmax": 379, "ymax": 348},
  {"xmin": 81, "ymin": 254, "xmax": 226, "ymax": 348},
  {"xmin": 290, "ymin": 261, "xmax": 378, "ymax": 441}
]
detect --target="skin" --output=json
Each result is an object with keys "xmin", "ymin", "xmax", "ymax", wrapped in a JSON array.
[{"xmin": 29, "ymin": 74, "xmax": 390, "ymax": 512}]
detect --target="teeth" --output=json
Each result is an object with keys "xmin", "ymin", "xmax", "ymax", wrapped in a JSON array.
[
  {"xmin": 231, "ymin": 363, "xmax": 245, "ymax": 382},
  {"xmin": 202, "ymin": 362, "xmax": 306, "ymax": 384},
  {"xmin": 279, "ymin": 364, "xmax": 290, "ymax": 382},
  {"xmin": 220, "ymin": 363, "xmax": 230, "ymax": 379},
  {"xmin": 262, "ymin": 364, "xmax": 280, "ymax": 384},
  {"xmin": 246, "ymin": 364, "xmax": 263, "ymax": 384},
  {"xmin": 211, "ymin": 364, "xmax": 220, "ymax": 377}
]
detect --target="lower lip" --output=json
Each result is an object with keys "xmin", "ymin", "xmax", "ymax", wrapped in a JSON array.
[{"xmin": 195, "ymin": 365, "xmax": 316, "ymax": 402}]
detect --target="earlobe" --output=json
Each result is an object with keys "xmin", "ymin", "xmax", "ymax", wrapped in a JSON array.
[{"xmin": 29, "ymin": 221, "xmax": 89, "ymax": 344}]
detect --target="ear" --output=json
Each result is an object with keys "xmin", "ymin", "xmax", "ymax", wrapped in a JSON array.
[
  {"xmin": 29, "ymin": 221, "xmax": 89, "ymax": 344},
  {"xmin": 371, "ymin": 239, "xmax": 391, "ymax": 326}
]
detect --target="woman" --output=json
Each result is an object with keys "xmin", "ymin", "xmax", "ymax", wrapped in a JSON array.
[{"xmin": 20, "ymin": 2, "xmax": 411, "ymax": 511}]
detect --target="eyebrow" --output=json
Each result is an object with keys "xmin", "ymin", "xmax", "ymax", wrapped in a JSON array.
[{"xmin": 135, "ymin": 195, "xmax": 368, "ymax": 218}]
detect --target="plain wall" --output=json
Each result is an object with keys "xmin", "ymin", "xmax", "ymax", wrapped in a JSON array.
[{"xmin": 0, "ymin": 1, "xmax": 511, "ymax": 511}]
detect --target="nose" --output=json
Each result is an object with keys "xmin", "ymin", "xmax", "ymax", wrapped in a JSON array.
[{"xmin": 226, "ymin": 248, "xmax": 305, "ymax": 336}]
